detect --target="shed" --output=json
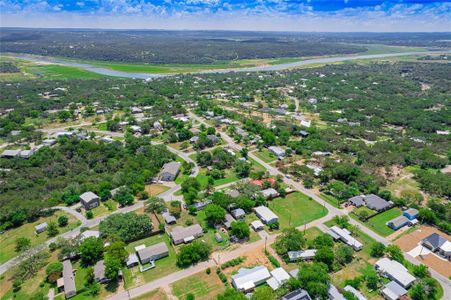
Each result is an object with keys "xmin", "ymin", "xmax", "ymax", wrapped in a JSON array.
[
  {"xmin": 387, "ymin": 216, "xmax": 410, "ymax": 230},
  {"xmin": 403, "ymin": 208, "xmax": 419, "ymax": 220},
  {"xmin": 251, "ymin": 220, "xmax": 264, "ymax": 231},
  {"xmin": 80, "ymin": 192, "xmax": 100, "ymax": 210},
  {"xmin": 381, "ymin": 281, "xmax": 407, "ymax": 300},
  {"xmin": 215, "ymin": 233, "xmax": 223, "ymax": 242},
  {"xmin": 162, "ymin": 211, "xmax": 176, "ymax": 224},
  {"xmin": 35, "ymin": 222, "xmax": 48, "ymax": 234},
  {"xmin": 137, "ymin": 242, "xmax": 169, "ymax": 264},
  {"xmin": 125, "ymin": 253, "xmax": 139, "ymax": 268}
]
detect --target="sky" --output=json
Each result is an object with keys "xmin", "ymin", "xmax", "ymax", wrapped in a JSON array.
[{"xmin": 1, "ymin": 0, "xmax": 450, "ymax": 32}]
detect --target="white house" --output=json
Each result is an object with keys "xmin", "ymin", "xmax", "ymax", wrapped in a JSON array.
[
  {"xmin": 268, "ymin": 146, "xmax": 285, "ymax": 158},
  {"xmin": 327, "ymin": 226, "xmax": 362, "ymax": 251},
  {"xmin": 231, "ymin": 266, "xmax": 271, "ymax": 292},
  {"xmin": 254, "ymin": 206, "xmax": 278, "ymax": 225},
  {"xmin": 375, "ymin": 258, "xmax": 416, "ymax": 288},
  {"xmin": 267, "ymin": 267, "xmax": 291, "ymax": 290}
]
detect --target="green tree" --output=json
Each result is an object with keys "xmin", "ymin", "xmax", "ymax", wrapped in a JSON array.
[
  {"xmin": 145, "ymin": 196, "xmax": 166, "ymax": 213},
  {"xmin": 176, "ymin": 241, "xmax": 212, "ymax": 268},
  {"xmin": 113, "ymin": 186, "xmax": 134, "ymax": 206},
  {"xmin": 365, "ymin": 270, "xmax": 379, "ymax": 290},
  {"xmin": 58, "ymin": 215, "xmax": 69, "ymax": 227},
  {"xmin": 204, "ymin": 204, "xmax": 226, "ymax": 225},
  {"xmin": 314, "ymin": 247, "xmax": 335, "ymax": 270},
  {"xmin": 412, "ymin": 264, "xmax": 429, "ymax": 279},
  {"xmin": 251, "ymin": 285, "xmax": 275, "ymax": 300},
  {"xmin": 370, "ymin": 242, "xmax": 386, "ymax": 258},
  {"xmin": 336, "ymin": 245, "xmax": 354, "ymax": 265},
  {"xmin": 385, "ymin": 244, "xmax": 404, "ymax": 262},
  {"xmin": 297, "ymin": 262, "xmax": 330, "ymax": 299},
  {"xmin": 216, "ymin": 289, "xmax": 247, "ymax": 300},
  {"xmin": 99, "ymin": 212, "xmax": 152, "ymax": 243},
  {"xmin": 47, "ymin": 221, "xmax": 59, "ymax": 237},
  {"xmin": 79, "ymin": 237, "xmax": 104, "ymax": 266},
  {"xmin": 313, "ymin": 234, "xmax": 334, "ymax": 248},
  {"xmin": 274, "ymin": 228, "xmax": 306, "ymax": 257},
  {"xmin": 230, "ymin": 221, "xmax": 250, "ymax": 240},
  {"xmin": 104, "ymin": 254, "xmax": 122, "ymax": 280},
  {"xmin": 45, "ymin": 262, "xmax": 63, "ymax": 283},
  {"xmin": 15, "ymin": 237, "xmax": 31, "ymax": 252}
]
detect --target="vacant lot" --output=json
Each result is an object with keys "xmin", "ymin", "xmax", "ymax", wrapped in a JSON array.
[
  {"xmin": 145, "ymin": 184, "xmax": 170, "ymax": 196},
  {"xmin": 269, "ymin": 192, "xmax": 328, "ymax": 229},
  {"xmin": 171, "ymin": 271, "xmax": 225, "ymax": 300},
  {"xmin": 253, "ymin": 149, "xmax": 277, "ymax": 163},
  {"xmin": 365, "ymin": 208, "xmax": 402, "ymax": 237},
  {"xmin": 132, "ymin": 289, "xmax": 168, "ymax": 300}
]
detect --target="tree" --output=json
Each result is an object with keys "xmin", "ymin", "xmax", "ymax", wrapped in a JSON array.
[
  {"xmin": 176, "ymin": 241, "xmax": 212, "ymax": 268},
  {"xmin": 274, "ymin": 228, "xmax": 305, "ymax": 257},
  {"xmin": 99, "ymin": 212, "xmax": 152, "ymax": 243},
  {"xmin": 370, "ymin": 242, "xmax": 386, "ymax": 258},
  {"xmin": 314, "ymin": 247, "xmax": 335, "ymax": 270},
  {"xmin": 385, "ymin": 244, "xmax": 404, "ymax": 262},
  {"xmin": 313, "ymin": 234, "xmax": 334, "ymax": 248},
  {"xmin": 216, "ymin": 288, "xmax": 247, "ymax": 300},
  {"xmin": 297, "ymin": 262, "xmax": 330, "ymax": 299},
  {"xmin": 47, "ymin": 221, "xmax": 59, "ymax": 237},
  {"xmin": 235, "ymin": 160, "xmax": 250, "ymax": 178},
  {"xmin": 251, "ymin": 285, "xmax": 275, "ymax": 300},
  {"xmin": 410, "ymin": 282, "xmax": 427, "ymax": 300},
  {"xmin": 145, "ymin": 196, "xmax": 166, "ymax": 213},
  {"xmin": 336, "ymin": 245, "xmax": 354, "ymax": 265},
  {"xmin": 412, "ymin": 264, "xmax": 429, "ymax": 279},
  {"xmin": 46, "ymin": 262, "xmax": 63, "ymax": 283},
  {"xmin": 86, "ymin": 211, "xmax": 94, "ymax": 219},
  {"xmin": 15, "ymin": 237, "xmax": 31, "ymax": 252},
  {"xmin": 343, "ymin": 291, "xmax": 359, "ymax": 300},
  {"xmin": 113, "ymin": 186, "xmax": 134, "ymax": 206},
  {"xmin": 186, "ymin": 294, "xmax": 195, "ymax": 300},
  {"xmin": 230, "ymin": 221, "xmax": 250, "ymax": 240},
  {"xmin": 204, "ymin": 204, "xmax": 226, "ymax": 225},
  {"xmin": 58, "ymin": 215, "xmax": 69, "ymax": 227},
  {"xmin": 365, "ymin": 269, "xmax": 379, "ymax": 290},
  {"xmin": 79, "ymin": 237, "xmax": 104, "ymax": 266},
  {"xmin": 104, "ymin": 254, "xmax": 122, "ymax": 280}
]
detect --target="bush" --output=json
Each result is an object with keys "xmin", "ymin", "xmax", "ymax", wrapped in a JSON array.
[
  {"xmin": 86, "ymin": 211, "xmax": 94, "ymax": 219},
  {"xmin": 58, "ymin": 215, "xmax": 69, "ymax": 227},
  {"xmin": 186, "ymin": 294, "xmax": 195, "ymax": 300},
  {"xmin": 370, "ymin": 242, "xmax": 386, "ymax": 258},
  {"xmin": 46, "ymin": 262, "xmax": 63, "ymax": 283},
  {"xmin": 13, "ymin": 279, "xmax": 22, "ymax": 292},
  {"xmin": 218, "ymin": 272, "xmax": 228, "ymax": 283},
  {"xmin": 185, "ymin": 219, "xmax": 193, "ymax": 226},
  {"xmin": 206, "ymin": 267, "xmax": 211, "ymax": 274},
  {"xmin": 221, "ymin": 257, "xmax": 245, "ymax": 269},
  {"xmin": 48, "ymin": 242, "xmax": 57, "ymax": 252},
  {"xmin": 267, "ymin": 254, "xmax": 280, "ymax": 268},
  {"xmin": 176, "ymin": 241, "xmax": 212, "ymax": 268},
  {"xmin": 268, "ymin": 221, "xmax": 279, "ymax": 230}
]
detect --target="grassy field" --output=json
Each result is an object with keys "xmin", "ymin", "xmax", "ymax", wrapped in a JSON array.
[
  {"xmin": 0, "ymin": 212, "xmax": 79, "ymax": 264},
  {"xmin": 320, "ymin": 193, "xmax": 341, "ymax": 208},
  {"xmin": 269, "ymin": 192, "xmax": 328, "ymax": 229},
  {"xmin": 364, "ymin": 208, "xmax": 402, "ymax": 237},
  {"xmin": 132, "ymin": 289, "xmax": 168, "ymax": 300},
  {"xmin": 252, "ymin": 149, "xmax": 277, "ymax": 163},
  {"xmin": 353, "ymin": 206, "xmax": 377, "ymax": 218},
  {"xmin": 145, "ymin": 184, "xmax": 170, "ymax": 196},
  {"xmin": 195, "ymin": 210, "xmax": 231, "ymax": 251},
  {"xmin": 358, "ymin": 44, "xmax": 427, "ymax": 55},
  {"xmin": 171, "ymin": 271, "xmax": 226, "ymax": 300}
]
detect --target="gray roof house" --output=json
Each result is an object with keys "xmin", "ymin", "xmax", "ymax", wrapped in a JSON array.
[
  {"xmin": 287, "ymin": 249, "xmax": 317, "ymax": 262},
  {"xmin": 62, "ymin": 260, "xmax": 76, "ymax": 298},
  {"xmin": 261, "ymin": 188, "xmax": 279, "ymax": 199},
  {"xmin": 192, "ymin": 200, "xmax": 212, "ymax": 211},
  {"xmin": 159, "ymin": 162, "xmax": 181, "ymax": 181},
  {"xmin": 137, "ymin": 242, "xmax": 169, "ymax": 264},
  {"xmin": 35, "ymin": 222, "xmax": 48, "ymax": 234},
  {"xmin": 254, "ymin": 206, "xmax": 278, "ymax": 225},
  {"xmin": 162, "ymin": 211, "xmax": 176, "ymax": 224},
  {"xmin": 387, "ymin": 215, "xmax": 410, "ymax": 230},
  {"xmin": 268, "ymin": 146, "xmax": 285, "ymax": 158},
  {"xmin": 421, "ymin": 233, "xmax": 448, "ymax": 252},
  {"xmin": 281, "ymin": 289, "xmax": 312, "ymax": 300},
  {"xmin": 231, "ymin": 266, "xmax": 271, "ymax": 292},
  {"xmin": 94, "ymin": 260, "xmax": 109, "ymax": 283},
  {"xmin": 206, "ymin": 135, "xmax": 220, "ymax": 144},
  {"xmin": 226, "ymin": 189, "xmax": 240, "ymax": 198},
  {"xmin": 327, "ymin": 226, "xmax": 362, "ymax": 251},
  {"xmin": 1, "ymin": 149, "xmax": 21, "ymax": 158},
  {"xmin": 80, "ymin": 192, "xmax": 100, "ymax": 210},
  {"xmin": 375, "ymin": 258, "xmax": 416, "ymax": 288},
  {"xmin": 344, "ymin": 285, "xmax": 367, "ymax": 300},
  {"xmin": 125, "ymin": 253, "xmax": 139, "ymax": 268},
  {"xmin": 170, "ymin": 224, "xmax": 204, "ymax": 245},
  {"xmin": 224, "ymin": 214, "xmax": 235, "ymax": 229},
  {"xmin": 348, "ymin": 195, "xmax": 365, "ymax": 207},
  {"xmin": 381, "ymin": 281, "xmax": 408, "ymax": 300},
  {"xmin": 328, "ymin": 284, "xmax": 346, "ymax": 300},
  {"xmin": 364, "ymin": 194, "xmax": 391, "ymax": 211},
  {"xmin": 231, "ymin": 208, "xmax": 245, "ymax": 219}
]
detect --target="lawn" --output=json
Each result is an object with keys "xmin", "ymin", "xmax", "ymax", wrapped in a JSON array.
[
  {"xmin": 353, "ymin": 206, "xmax": 377, "ymax": 219},
  {"xmin": 0, "ymin": 211, "xmax": 79, "ymax": 264},
  {"xmin": 195, "ymin": 211, "xmax": 231, "ymax": 251},
  {"xmin": 253, "ymin": 149, "xmax": 277, "ymax": 163},
  {"xmin": 132, "ymin": 289, "xmax": 168, "ymax": 300},
  {"xmin": 145, "ymin": 184, "xmax": 170, "ymax": 196},
  {"xmin": 25, "ymin": 64, "xmax": 104, "ymax": 80},
  {"xmin": 269, "ymin": 192, "xmax": 328, "ymax": 229},
  {"xmin": 124, "ymin": 234, "xmax": 180, "ymax": 287},
  {"xmin": 320, "ymin": 193, "xmax": 341, "ymax": 208},
  {"xmin": 249, "ymin": 157, "xmax": 266, "ymax": 172},
  {"xmin": 171, "ymin": 271, "xmax": 226, "ymax": 300},
  {"xmin": 365, "ymin": 208, "xmax": 402, "ymax": 237}
]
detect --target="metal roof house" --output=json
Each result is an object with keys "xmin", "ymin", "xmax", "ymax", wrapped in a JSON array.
[
  {"xmin": 192, "ymin": 200, "xmax": 212, "ymax": 211},
  {"xmin": 80, "ymin": 230, "xmax": 100, "ymax": 241},
  {"xmin": 62, "ymin": 260, "xmax": 76, "ymax": 298},
  {"xmin": 348, "ymin": 196, "xmax": 365, "ymax": 207},
  {"xmin": 381, "ymin": 281, "xmax": 408, "ymax": 300},
  {"xmin": 162, "ymin": 211, "xmax": 176, "ymax": 224},
  {"xmin": 287, "ymin": 249, "xmax": 317, "ymax": 262},
  {"xmin": 79, "ymin": 191, "xmax": 100, "ymax": 210},
  {"xmin": 328, "ymin": 284, "xmax": 346, "ymax": 300},
  {"xmin": 281, "ymin": 289, "xmax": 312, "ymax": 300},
  {"xmin": 403, "ymin": 208, "xmax": 419, "ymax": 220},
  {"xmin": 137, "ymin": 242, "xmax": 169, "ymax": 264},
  {"xmin": 375, "ymin": 258, "xmax": 416, "ymax": 288},
  {"xmin": 1, "ymin": 149, "xmax": 21, "ymax": 158},
  {"xmin": 231, "ymin": 208, "xmax": 245, "ymax": 219},
  {"xmin": 254, "ymin": 206, "xmax": 278, "ymax": 225},
  {"xmin": 268, "ymin": 146, "xmax": 285, "ymax": 158},
  {"xmin": 94, "ymin": 260, "xmax": 109, "ymax": 283},
  {"xmin": 327, "ymin": 226, "xmax": 363, "ymax": 251},
  {"xmin": 125, "ymin": 253, "xmax": 139, "ymax": 268},
  {"xmin": 231, "ymin": 266, "xmax": 271, "ymax": 292},
  {"xmin": 344, "ymin": 285, "xmax": 367, "ymax": 300},
  {"xmin": 170, "ymin": 224, "xmax": 204, "ymax": 245},
  {"xmin": 251, "ymin": 220, "xmax": 265, "ymax": 231},
  {"xmin": 267, "ymin": 267, "xmax": 291, "ymax": 290},
  {"xmin": 159, "ymin": 162, "xmax": 181, "ymax": 181},
  {"xmin": 35, "ymin": 222, "xmax": 48, "ymax": 234},
  {"xmin": 261, "ymin": 188, "xmax": 279, "ymax": 199},
  {"xmin": 224, "ymin": 213, "xmax": 235, "ymax": 229},
  {"xmin": 387, "ymin": 215, "xmax": 410, "ymax": 231}
]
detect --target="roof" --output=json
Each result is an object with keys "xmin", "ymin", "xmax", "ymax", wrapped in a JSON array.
[
  {"xmin": 403, "ymin": 208, "xmax": 419, "ymax": 216},
  {"xmin": 375, "ymin": 258, "xmax": 416, "ymax": 288},
  {"xmin": 349, "ymin": 195, "xmax": 365, "ymax": 206},
  {"xmin": 137, "ymin": 242, "xmax": 168, "ymax": 261},
  {"xmin": 364, "ymin": 194, "xmax": 390, "ymax": 211},
  {"xmin": 126, "ymin": 253, "xmax": 139, "ymax": 266},
  {"xmin": 162, "ymin": 212, "xmax": 176, "ymax": 224},
  {"xmin": 224, "ymin": 214, "xmax": 235, "ymax": 228},
  {"xmin": 80, "ymin": 191, "xmax": 99, "ymax": 203},
  {"xmin": 251, "ymin": 220, "xmax": 264, "ymax": 229},
  {"xmin": 232, "ymin": 208, "xmax": 245, "ymax": 218},
  {"xmin": 261, "ymin": 188, "xmax": 279, "ymax": 198},
  {"xmin": 268, "ymin": 146, "xmax": 285, "ymax": 156},
  {"xmin": 288, "ymin": 249, "xmax": 317, "ymax": 260},
  {"xmin": 250, "ymin": 178, "xmax": 275, "ymax": 188},
  {"xmin": 388, "ymin": 216, "xmax": 409, "ymax": 228},
  {"xmin": 62, "ymin": 260, "xmax": 76, "ymax": 295},
  {"xmin": 344, "ymin": 286, "xmax": 367, "ymax": 300},
  {"xmin": 80, "ymin": 230, "xmax": 100, "ymax": 240},
  {"xmin": 192, "ymin": 200, "xmax": 212, "ymax": 209},
  {"xmin": 270, "ymin": 267, "xmax": 290, "ymax": 284},
  {"xmin": 255, "ymin": 206, "xmax": 278, "ymax": 222},
  {"xmin": 161, "ymin": 162, "xmax": 181, "ymax": 176},
  {"xmin": 422, "ymin": 233, "xmax": 447, "ymax": 249},
  {"xmin": 232, "ymin": 266, "xmax": 271, "ymax": 290},
  {"xmin": 440, "ymin": 240, "xmax": 451, "ymax": 253},
  {"xmin": 170, "ymin": 224, "xmax": 203, "ymax": 242},
  {"xmin": 382, "ymin": 281, "xmax": 407, "ymax": 300},
  {"xmin": 328, "ymin": 284, "xmax": 346, "ymax": 300},
  {"xmin": 1, "ymin": 149, "xmax": 21, "ymax": 157},
  {"xmin": 328, "ymin": 226, "xmax": 362, "ymax": 250},
  {"xmin": 94, "ymin": 260, "xmax": 106, "ymax": 280},
  {"xmin": 289, "ymin": 268, "xmax": 299, "ymax": 278},
  {"xmin": 226, "ymin": 189, "xmax": 240, "ymax": 198},
  {"xmin": 35, "ymin": 222, "xmax": 48, "ymax": 231},
  {"xmin": 282, "ymin": 289, "xmax": 312, "ymax": 300}
]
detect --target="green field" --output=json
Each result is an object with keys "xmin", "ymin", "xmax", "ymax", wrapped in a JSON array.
[
  {"xmin": 365, "ymin": 208, "xmax": 402, "ymax": 237},
  {"xmin": 358, "ymin": 44, "xmax": 427, "ymax": 55},
  {"xmin": 171, "ymin": 271, "xmax": 226, "ymax": 300},
  {"xmin": 252, "ymin": 149, "xmax": 277, "ymax": 163},
  {"xmin": 269, "ymin": 192, "xmax": 328, "ymax": 229}
]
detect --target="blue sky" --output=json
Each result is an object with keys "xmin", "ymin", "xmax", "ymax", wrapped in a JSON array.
[{"xmin": 1, "ymin": 1, "xmax": 450, "ymax": 31}]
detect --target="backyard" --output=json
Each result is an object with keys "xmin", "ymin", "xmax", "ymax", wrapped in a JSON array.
[
  {"xmin": 362, "ymin": 208, "xmax": 402, "ymax": 237},
  {"xmin": 252, "ymin": 148, "xmax": 277, "ymax": 163}
]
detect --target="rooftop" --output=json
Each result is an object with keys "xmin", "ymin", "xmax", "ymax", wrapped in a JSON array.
[
  {"xmin": 254, "ymin": 206, "xmax": 278, "ymax": 222},
  {"xmin": 170, "ymin": 224, "xmax": 203, "ymax": 242}
]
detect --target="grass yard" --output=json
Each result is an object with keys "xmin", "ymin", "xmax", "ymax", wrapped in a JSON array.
[
  {"xmin": 24, "ymin": 64, "xmax": 104, "ymax": 80},
  {"xmin": 145, "ymin": 184, "xmax": 170, "ymax": 196},
  {"xmin": 132, "ymin": 289, "xmax": 168, "ymax": 300},
  {"xmin": 320, "ymin": 193, "xmax": 341, "ymax": 208},
  {"xmin": 171, "ymin": 271, "xmax": 226, "ymax": 300},
  {"xmin": 124, "ymin": 234, "xmax": 180, "ymax": 288},
  {"xmin": 269, "ymin": 192, "xmax": 328, "ymax": 229},
  {"xmin": 253, "ymin": 149, "xmax": 277, "ymax": 163},
  {"xmin": 353, "ymin": 206, "xmax": 377, "ymax": 218},
  {"xmin": 195, "ymin": 211, "xmax": 231, "ymax": 251},
  {"xmin": 249, "ymin": 157, "xmax": 266, "ymax": 172},
  {"xmin": 195, "ymin": 168, "xmax": 240, "ymax": 188},
  {"xmin": 0, "ymin": 212, "xmax": 79, "ymax": 264},
  {"xmin": 365, "ymin": 208, "xmax": 402, "ymax": 237}
]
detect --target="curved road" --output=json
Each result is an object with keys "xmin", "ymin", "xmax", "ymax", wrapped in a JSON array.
[{"xmin": 9, "ymin": 51, "xmax": 450, "ymax": 79}]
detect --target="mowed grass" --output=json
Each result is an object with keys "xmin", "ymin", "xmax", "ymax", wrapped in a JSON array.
[
  {"xmin": 252, "ymin": 148, "xmax": 277, "ymax": 163},
  {"xmin": 171, "ymin": 271, "xmax": 226, "ymax": 300},
  {"xmin": 365, "ymin": 208, "xmax": 402, "ymax": 237},
  {"xmin": 0, "ymin": 212, "xmax": 79, "ymax": 264},
  {"xmin": 269, "ymin": 192, "xmax": 328, "ymax": 229},
  {"xmin": 132, "ymin": 289, "xmax": 168, "ymax": 300}
]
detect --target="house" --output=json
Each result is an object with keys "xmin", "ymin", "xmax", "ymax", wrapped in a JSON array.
[
  {"xmin": 381, "ymin": 281, "xmax": 408, "ymax": 300},
  {"xmin": 224, "ymin": 213, "xmax": 235, "ymax": 229},
  {"xmin": 80, "ymin": 192, "xmax": 100, "ymax": 210},
  {"xmin": 327, "ymin": 226, "xmax": 362, "ymax": 251},
  {"xmin": 287, "ymin": 249, "xmax": 317, "ymax": 262},
  {"xmin": 62, "ymin": 260, "xmax": 76, "ymax": 298},
  {"xmin": 190, "ymin": 136, "xmax": 199, "ymax": 143},
  {"xmin": 35, "ymin": 222, "xmax": 48, "ymax": 234},
  {"xmin": 206, "ymin": 135, "xmax": 220, "ymax": 144},
  {"xmin": 131, "ymin": 107, "xmax": 142, "ymax": 114},
  {"xmin": 261, "ymin": 188, "xmax": 279, "ymax": 199},
  {"xmin": 19, "ymin": 149, "xmax": 35, "ymax": 159},
  {"xmin": 387, "ymin": 216, "xmax": 410, "ymax": 230},
  {"xmin": 375, "ymin": 258, "xmax": 416, "ymax": 288},
  {"xmin": 251, "ymin": 220, "xmax": 265, "ymax": 231},
  {"xmin": 421, "ymin": 233, "xmax": 451, "ymax": 259},
  {"xmin": 281, "ymin": 289, "xmax": 312, "ymax": 300},
  {"xmin": 170, "ymin": 224, "xmax": 204, "ymax": 245},
  {"xmin": 300, "ymin": 120, "xmax": 311, "ymax": 128},
  {"xmin": 130, "ymin": 125, "xmax": 141, "ymax": 133},
  {"xmin": 344, "ymin": 285, "xmax": 367, "ymax": 300},
  {"xmin": 94, "ymin": 260, "xmax": 109, "ymax": 283},
  {"xmin": 254, "ymin": 206, "xmax": 278, "ymax": 225},
  {"xmin": 162, "ymin": 211, "xmax": 176, "ymax": 224},
  {"xmin": 364, "ymin": 194, "xmax": 391, "ymax": 211},
  {"xmin": 137, "ymin": 242, "xmax": 169, "ymax": 264},
  {"xmin": 190, "ymin": 127, "xmax": 201, "ymax": 135},
  {"xmin": 268, "ymin": 146, "xmax": 285, "ymax": 158},
  {"xmin": 125, "ymin": 253, "xmax": 139, "ymax": 268},
  {"xmin": 1, "ymin": 149, "xmax": 21, "ymax": 158},
  {"xmin": 267, "ymin": 267, "xmax": 291, "ymax": 290},
  {"xmin": 231, "ymin": 266, "xmax": 272, "ymax": 292},
  {"xmin": 299, "ymin": 131, "xmax": 309, "ymax": 137},
  {"xmin": 231, "ymin": 208, "xmax": 245, "ymax": 219},
  {"xmin": 43, "ymin": 139, "xmax": 57, "ymax": 146},
  {"xmin": 348, "ymin": 195, "xmax": 365, "ymax": 208},
  {"xmin": 328, "ymin": 284, "xmax": 346, "ymax": 300},
  {"xmin": 215, "ymin": 233, "xmax": 223, "ymax": 242},
  {"xmin": 403, "ymin": 208, "xmax": 419, "ymax": 220},
  {"xmin": 159, "ymin": 162, "xmax": 181, "ymax": 181},
  {"xmin": 289, "ymin": 268, "xmax": 299, "ymax": 278},
  {"xmin": 192, "ymin": 200, "xmax": 212, "ymax": 211},
  {"xmin": 80, "ymin": 230, "xmax": 100, "ymax": 240},
  {"xmin": 153, "ymin": 121, "xmax": 163, "ymax": 130}
]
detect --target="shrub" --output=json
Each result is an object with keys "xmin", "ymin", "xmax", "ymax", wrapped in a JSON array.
[
  {"xmin": 218, "ymin": 272, "xmax": 227, "ymax": 283},
  {"xmin": 206, "ymin": 267, "xmax": 211, "ymax": 274},
  {"xmin": 48, "ymin": 242, "xmax": 57, "ymax": 252},
  {"xmin": 267, "ymin": 255, "xmax": 280, "ymax": 268},
  {"xmin": 46, "ymin": 262, "xmax": 63, "ymax": 283},
  {"xmin": 221, "ymin": 257, "xmax": 246, "ymax": 270},
  {"xmin": 186, "ymin": 294, "xmax": 195, "ymax": 300},
  {"xmin": 58, "ymin": 215, "xmax": 69, "ymax": 227},
  {"xmin": 86, "ymin": 211, "xmax": 94, "ymax": 219}
]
